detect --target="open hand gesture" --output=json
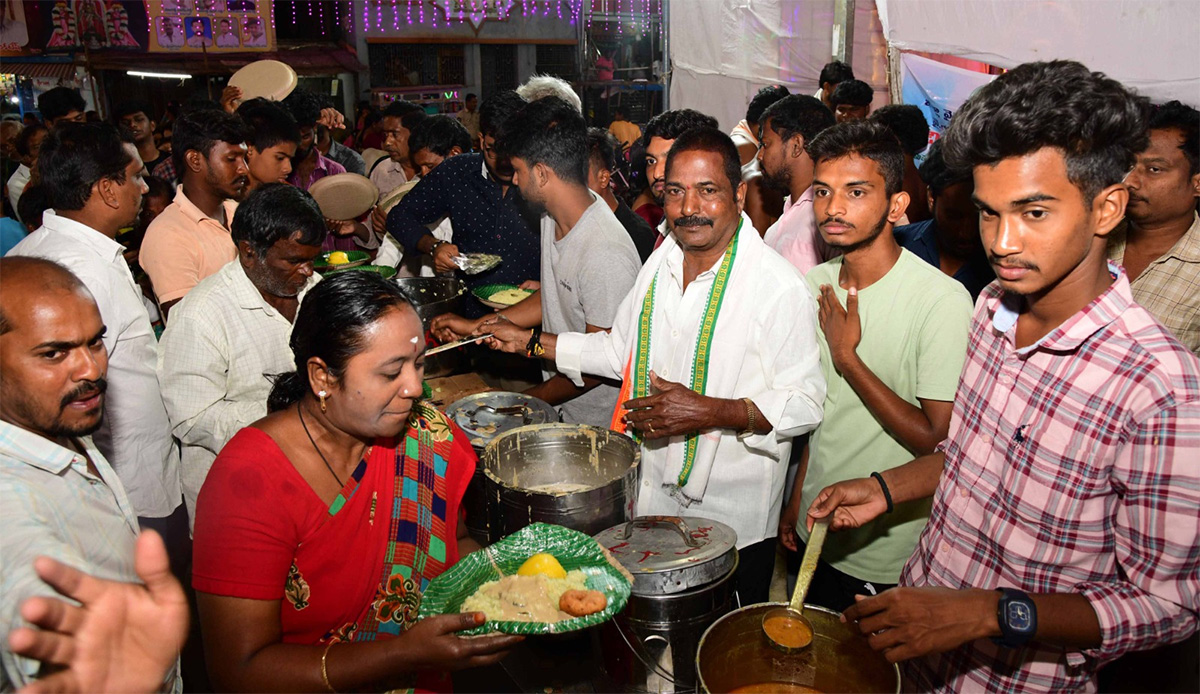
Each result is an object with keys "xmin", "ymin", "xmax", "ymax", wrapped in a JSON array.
[{"xmin": 6, "ymin": 532, "xmax": 189, "ymax": 694}]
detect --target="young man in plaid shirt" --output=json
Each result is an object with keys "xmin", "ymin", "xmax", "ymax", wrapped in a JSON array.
[{"xmin": 803, "ymin": 60, "xmax": 1200, "ymax": 691}]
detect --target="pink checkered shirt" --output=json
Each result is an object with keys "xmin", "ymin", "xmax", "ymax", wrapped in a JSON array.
[{"xmin": 901, "ymin": 267, "xmax": 1200, "ymax": 692}]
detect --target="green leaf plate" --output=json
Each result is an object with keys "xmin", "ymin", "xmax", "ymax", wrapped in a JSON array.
[
  {"xmin": 314, "ymin": 250, "xmax": 370, "ymax": 269},
  {"xmin": 471, "ymin": 283, "xmax": 535, "ymax": 310},
  {"xmin": 418, "ymin": 523, "xmax": 633, "ymax": 636},
  {"xmin": 323, "ymin": 264, "xmax": 397, "ymax": 279}
]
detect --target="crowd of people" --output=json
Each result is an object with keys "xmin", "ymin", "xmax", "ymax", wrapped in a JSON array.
[{"xmin": 0, "ymin": 55, "xmax": 1197, "ymax": 694}]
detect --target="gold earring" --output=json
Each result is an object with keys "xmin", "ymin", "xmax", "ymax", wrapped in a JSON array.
[{"xmin": 318, "ymin": 390, "xmax": 327, "ymax": 413}]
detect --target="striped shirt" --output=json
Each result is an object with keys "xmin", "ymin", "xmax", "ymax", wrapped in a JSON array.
[
  {"xmin": 901, "ymin": 267, "xmax": 1200, "ymax": 692},
  {"xmin": 1107, "ymin": 212, "xmax": 1200, "ymax": 356},
  {"xmin": 0, "ymin": 422, "xmax": 179, "ymax": 691}
]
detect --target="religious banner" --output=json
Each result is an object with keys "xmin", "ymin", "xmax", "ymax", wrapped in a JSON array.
[
  {"xmin": 41, "ymin": 1, "xmax": 145, "ymax": 51},
  {"xmin": 899, "ymin": 52, "xmax": 996, "ymax": 165},
  {"xmin": 1, "ymin": 1, "xmax": 31, "ymax": 51},
  {"xmin": 147, "ymin": 0, "xmax": 274, "ymax": 53}
]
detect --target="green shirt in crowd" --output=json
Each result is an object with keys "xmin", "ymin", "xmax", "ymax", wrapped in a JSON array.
[{"xmin": 798, "ymin": 249, "xmax": 974, "ymax": 584}]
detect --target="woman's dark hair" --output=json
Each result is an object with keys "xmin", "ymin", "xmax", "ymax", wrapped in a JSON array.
[
  {"xmin": 1147, "ymin": 100, "xmax": 1200, "ymax": 177},
  {"xmin": 941, "ymin": 60, "xmax": 1149, "ymax": 203},
  {"xmin": 642, "ymin": 108, "xmax": 719, "ymax": 148},
  {"xmin": 664, "ymin": 127, "xmax": 742, "ymax": 195},
  {"xmin": 38, "ymin": 123, "xmax": 134, "ymax": 212},
  {"xmin": 268, "ymin": 272, "xmax": 420, "ymax": 412},
  {"xmin": 479, "ymin": 90, "xmax": 525, "ymax": 139},
  {"xmin": 499, "ymin": 96, "xmax": 589, "ymax": 185},
  {"xmin": 819, "ymin": 60, "xmax": 855, "ymax": 89},
  {"xmin": 761, "ymin": 94, "xmax": 836, "ymax": 146},
  {"xmin": 587, "ymin": 127, "xmax": 620, "ymax": 173},
  {"xmin": 231, "ymin": 183, "xmax": 327, "ymax": 257},
  {"xmin": 172, "ymin": 109, "xmax": 251, "ymax": 178},
  {"xmin": 408, "ymin": 114, "xmax": 472, "ymax": 158},
  {"xmin": 870, "ymin": 104, "xmax": 930, "ymax": 157},
  {"xmin": 745, "ymin": 85, "xmax": 791, "ymax": 126},
  {"xmin": 806, "ymin": 120, "xmax": 905, "ymax": 197},
  {"xmin": 829, "ymin": 79, "xmax": 874, "ymax": 109},
  {"xmin": 237, "ymin": 98, "xmax": 301, "ymax": 151}
]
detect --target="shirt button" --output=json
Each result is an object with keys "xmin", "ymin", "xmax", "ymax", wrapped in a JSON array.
[
  {"xmin": 959, "ymin": 486, "xmax": 969, "ymax": 498},
  {"xmin": 671, "ymin": 329, "xmax": 679, "ymax": 338},
  {"xmin": 941, "ymin": 542, "xmax": 950, "ymax": 553},
  {"xmin": 980, "ymin": 434, "xmax": 993, "ymax": 445},
  {"xmin": 997, "ymin": 374, "xmax": 1012, "ymax": 385}
]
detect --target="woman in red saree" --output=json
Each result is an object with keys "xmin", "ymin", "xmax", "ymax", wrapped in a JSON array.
[{"xmin": 192, "ymin": 271, "xmax": 520, "ymax": 692}]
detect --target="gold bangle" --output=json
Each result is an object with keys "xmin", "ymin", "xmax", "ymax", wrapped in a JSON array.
[
  {"xmin": 742, "ymin": 397, "xmax": 756, "ymax": 435},
  {"xmin": 321, "ymin": 641, "xmax": 338, "ymax": 693}
]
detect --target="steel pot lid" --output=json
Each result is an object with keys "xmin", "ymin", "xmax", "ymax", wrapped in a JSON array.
[
  {"xmin": 595, "ymin": 516, "xmax": 737, "ymax": 596},
  {"xmin": 446, "ymin": 392, "xmax": 558, "ymax": 450}
]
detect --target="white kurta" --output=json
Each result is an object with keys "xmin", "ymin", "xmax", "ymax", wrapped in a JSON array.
[{"xmin": 556, "ymin": 213, "xmax": 825, "ymax": 548}]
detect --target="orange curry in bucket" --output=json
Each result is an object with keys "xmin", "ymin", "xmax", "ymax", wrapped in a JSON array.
[{"xmin": 762, "ymin": 613, "xmax": 814, "ymax": 649}]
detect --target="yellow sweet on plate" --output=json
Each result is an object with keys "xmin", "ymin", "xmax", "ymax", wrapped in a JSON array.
[
  {"xmin": 516, "ymin": 553, "xmax": 567, "ymax": 579},
  {"xmin": 327, "ymin": 251, "xmax": 351, "ymax": 265}
]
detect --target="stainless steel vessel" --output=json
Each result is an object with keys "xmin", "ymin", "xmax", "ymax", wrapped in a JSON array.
[
  {"xmin": 482, "ymin": 423, "xmax": 638, "ymax": 542},
  {"xmin": 393, "ymin": 276, "xmax": 466, "ymax": 377},
  {"xmin": 595, "ymin": 516, "xmax": 740, "ymax": 693},
  {"xmin": 696, "ymin": 602, "xmax": 901, "ymax": 693},
  {"xmin": 445, "ymin": 392, "xmax": 559, "ymax": 545}
]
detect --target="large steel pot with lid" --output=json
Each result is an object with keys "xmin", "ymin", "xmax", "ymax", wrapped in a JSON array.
[
  {"xmin": 393, "ymin": 277, "xmax": 466, "ymax": 376},
  {"xmin": 696, "ymin": 602, "xmax": 900, "ymax": 693},
  {"xmin": 594, "ymin": 516, "xmax": 739, "ymax": 693},
  {"xmin": 482, "ymin": 423, "xmax": 638, "ymax": 542},
  {"xmin": 445, "ymin": 392, "xmax": 559, "ymax": 545}
]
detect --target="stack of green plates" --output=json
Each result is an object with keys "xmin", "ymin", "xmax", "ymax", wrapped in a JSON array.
[
  {"xmin": 418, "ymin": 523, "xmax": 633, "ymax": 635},
  {"xmin": 323, "ymin": 264, "xmax": 397, "ymax": 279}
]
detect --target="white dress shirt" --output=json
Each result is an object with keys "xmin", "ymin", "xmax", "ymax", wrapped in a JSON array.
[
  {"xmin": 10, "ymin": 212, "xmax": 181, "ymax": 518},
  {"xmin": 6, "ymin": 164, "xmax": 29, "ymax": 221},
  {"xmin": 556, "ymin": 213, "xmax": 825, "ymax": 548},
  {"xmin": 157, "ymin": 259, "xmax": 318, "ymax": 531}
]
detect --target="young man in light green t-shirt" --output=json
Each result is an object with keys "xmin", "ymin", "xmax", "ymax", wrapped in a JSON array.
[{"xmin": 780, "ymin": 120, "xmax": 973, "ymax": 611}]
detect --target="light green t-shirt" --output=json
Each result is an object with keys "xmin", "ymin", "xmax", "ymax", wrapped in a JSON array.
[{"xmin": 799, "ymin": 249, "xmax": 973, "ymax": 583}]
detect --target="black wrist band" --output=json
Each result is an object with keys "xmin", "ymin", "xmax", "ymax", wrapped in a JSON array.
[{"xmin": 871, "ymin": 471, "xmax": 894, "ymax": 514}]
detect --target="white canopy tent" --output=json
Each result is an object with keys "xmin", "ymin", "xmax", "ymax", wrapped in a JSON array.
[{"xmin": 668, "ymin": 0, "xmax": 1200, "ymax": 131}]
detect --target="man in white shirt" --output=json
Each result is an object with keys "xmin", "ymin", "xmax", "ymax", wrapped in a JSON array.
[
  {"xmin": 486, "ymin": 128, "xmax": 826, "ymax": 603},
  {"xmin": 757, "ymin": 94, "xmax": 838, "ymax": 274},
  {"xmin": 431, "ymin": 97, "xmax": 640, "ymax": 427},
  {"xmin": 159, "ymin": 184, "xmax": 325, "ymax": 530},
  {"xmin": 6, "ymin": 124, "xmax": 45, "ymax": 221},
  {"xmin": 9, "ymin": 123, "xmax": 182, "ymax": 530},
  {"xmin": 0, "ymin": 256, "xmax": 182, "ymax": 693}
]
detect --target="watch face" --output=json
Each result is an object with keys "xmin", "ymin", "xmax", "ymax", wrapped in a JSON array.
[{"xmin": 1007, "ymin": 602, "xmax": 1034, "ymax": 631}]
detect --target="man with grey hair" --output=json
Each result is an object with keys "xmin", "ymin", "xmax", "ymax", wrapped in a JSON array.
[{"xmin": 517, "ymin": 74, "xmax": 583, "ymax": 114}]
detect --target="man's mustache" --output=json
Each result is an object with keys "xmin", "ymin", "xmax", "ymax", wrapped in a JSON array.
[
  {"xmin": 61, "ymin": 378, "xmax": 107, "ymax": 408},
  {"xmin": 820, "ymin": 216, "xmax": 855, "ymax": 228},
  {"xmin": 674, "ymin": 215, "xmax": 714, "ymax": 227},
  {"xmin": 987, "ymin": 254, "xmax": 1038, "ymax": 271}
]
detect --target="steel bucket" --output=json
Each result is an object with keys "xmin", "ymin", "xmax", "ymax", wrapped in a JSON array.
[
  {"xmin": 696, "ymin": 602, "xmax": 900, "ymax": 693},
  {"xmin": 482, "ymin": 423, "xmax": 639, "ymax": 543},
  {"xmin": 393, "ymin": 276, "xmax": 466, "ymax": 377}
]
